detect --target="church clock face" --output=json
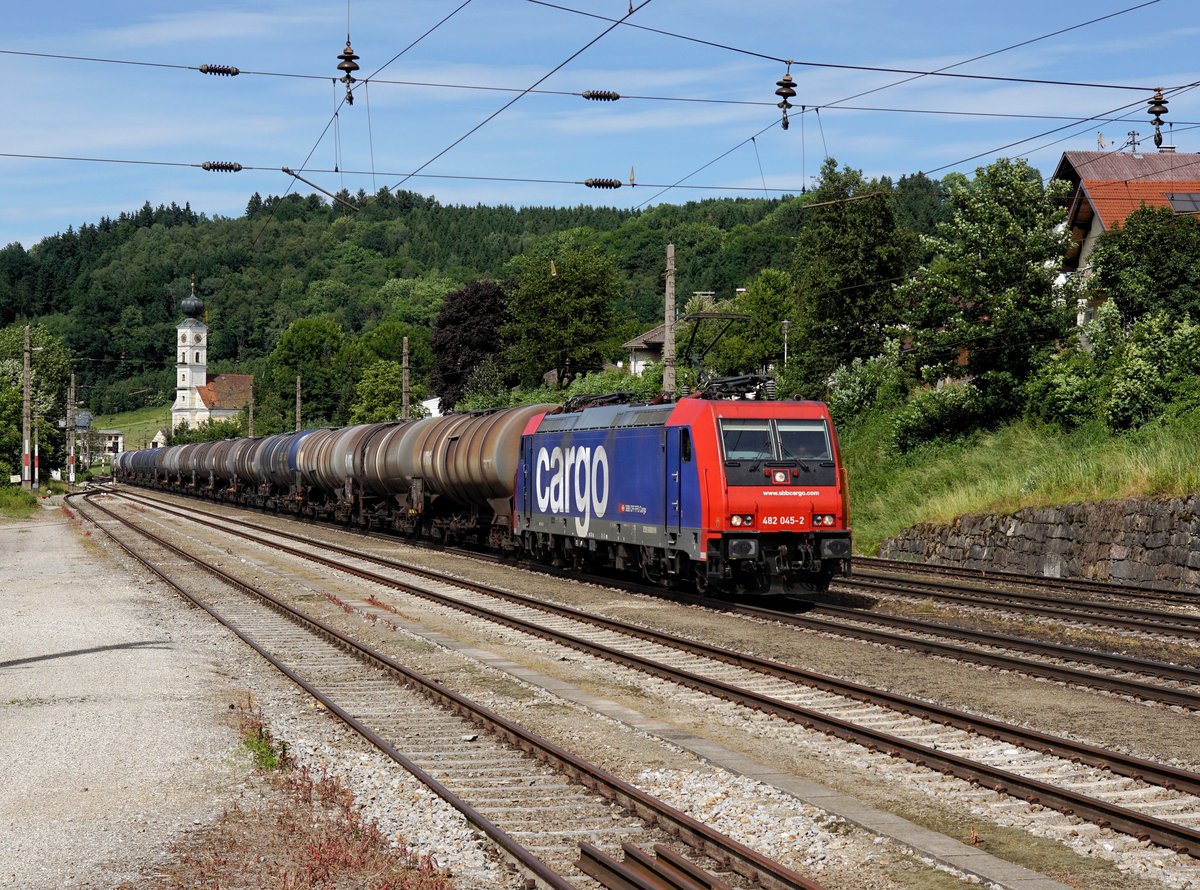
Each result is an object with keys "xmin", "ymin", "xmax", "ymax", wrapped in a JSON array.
[
  {"xmin": 193, "ymin": 333, "xmax": 203, "ymax": 344},
  {"xmin": 179, "ymin": 333, "xmax": 187, "ymax": 345}
]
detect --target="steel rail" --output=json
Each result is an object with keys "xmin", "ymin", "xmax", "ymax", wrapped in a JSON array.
[
  {"xmin": 108, "ymin": 486, "xmax": 1200, "ymax": 707},
  {"xmin": 99, "ymin": 488, "xmax": 1200, "ymax": 857},
  {"xmin": 842, "ymin": 574, "xmax": 1200, "ymax": 640},
  {"xmin": 76, "ymin": 492, "xmax": 825, "ymax": 890},
  {"xmin": 70, "ymin": 493, "xmax": 577, "ymax": 890},
  {"xmin": 860, "ymin": 556, "xmax": 1200, "ymax": 603}
]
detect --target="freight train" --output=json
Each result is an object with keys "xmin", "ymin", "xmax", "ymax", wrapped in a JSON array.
[{"xmin": 114, "ymin": 388, "xmax": 852, "ymax": 593}]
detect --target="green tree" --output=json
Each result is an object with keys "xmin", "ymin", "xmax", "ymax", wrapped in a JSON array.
[
  {"xmin": 169, "ymin": 417, "xmax": 246, "ymax": 444},
  {"xmin": 706, "ymin": 268, "xmax": 799, "ymax": 376},
  {"xmin": 504, "ymin": 245, "xmax": 618, "ymax": 388},
  {"xmin": 348, "ymin": 360, "xmax": 429, "ymax": 423},
  {"xmin": 266, "ymin": 317, "xmax": 348, "ymax": 428},
  {"xmin": 379, "ymin": 273, "xmax": 460, "ymax": 326},
  {"xmin": 0, "ymin": 325, "xmax": 73, "ymax": 472},
  {"xmin": 896, "ymin": 158, "xmax": 1074, "ymax": 396},
  {"xmin": 1088, "ymin": 206, "xmax": 1200, "ymax": 322},
  {"xmin": 430, "ymin": 280, "xmax": 511, "ymax": 410},
  {"xmin": 789, "ymin": 158, "xmax": 917, "ymax": 391}
]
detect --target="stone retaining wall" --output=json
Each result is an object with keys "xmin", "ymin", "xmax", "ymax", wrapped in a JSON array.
[{"xmin": 878, "ymin": 495, "xmax": 1200, "ymax": 591}]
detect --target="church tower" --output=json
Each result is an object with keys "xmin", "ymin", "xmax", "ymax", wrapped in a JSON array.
[{"xmin": 172, "ymin": 280, "xmax": 208, "ymax": 430}]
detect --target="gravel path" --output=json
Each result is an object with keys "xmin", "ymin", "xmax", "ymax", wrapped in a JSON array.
[{"xmin": 0, "ymin": 504, "xmax": 243, "ymax": 888}]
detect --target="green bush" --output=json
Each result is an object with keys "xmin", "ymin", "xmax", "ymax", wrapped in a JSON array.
[
  {"xmin": 1024, "ymin": 350, "xmax": 1101, "ymax": 429},
  {"xmin": 1103, "ymin": 353, "xmax": 1164, "ymax": 431},
  {"xmin": 892, "ymin": 382, "xmax": 986, "ymax": 452},
  {"xmin": 825, "ymin": 342, "xmax": 908, "ymax": 427}
]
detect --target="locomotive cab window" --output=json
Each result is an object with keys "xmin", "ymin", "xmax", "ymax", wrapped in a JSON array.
[
  {"xmin": 720, "ymin": 417, "xmax": 837, "ymax": 486},
  {"xmin": 777, "ymin": 420, "xmax": 831, "ymax": 461},
  {"xmin": 720, "ymin": 420, "xmax": 774, "ymax": 462}
]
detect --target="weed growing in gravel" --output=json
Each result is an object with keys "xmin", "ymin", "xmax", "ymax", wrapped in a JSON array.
[
  {"xmin": 132, "ymin": 697, "xmax": 458, "ymax": 889},
  {"xmin": 237, "ymin": 696, "xmax": 290, "ymax": 772}
]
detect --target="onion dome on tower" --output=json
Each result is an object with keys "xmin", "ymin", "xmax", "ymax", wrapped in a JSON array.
[{"xmin": 181, "ymin": 281, "xmax": 205, "ymax": 319}]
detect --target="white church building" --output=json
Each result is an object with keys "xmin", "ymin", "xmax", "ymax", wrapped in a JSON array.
[{"xmin": 172, "ymin": 284, "xmax": 253, "ymax": 431}]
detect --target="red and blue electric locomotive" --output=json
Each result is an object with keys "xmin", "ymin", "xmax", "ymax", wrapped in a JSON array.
[
  {"xmin": 114, "ymin": 387, "xmax": 851, "ymax": 594},
  {"xmin": 515, "ymin": 393, "xmax": 850, "ymax": 592}
]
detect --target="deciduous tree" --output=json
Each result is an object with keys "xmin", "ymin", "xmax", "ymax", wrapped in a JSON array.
[
  {"xmin": 504, "ymin": 244, "xmax": 619, "ymax": 389},
  {"xmin": 1089, "ymin": 206, "xmax": 1200, "ymax": 322}
]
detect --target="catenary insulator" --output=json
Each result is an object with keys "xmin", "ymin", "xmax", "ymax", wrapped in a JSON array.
[
  {"xmin": 337, "ymin": 41, "xmax": 360, "ymax": 80},
  {"xmin": 775, "ymin": 65, "xmax": 795, "ymax": 131},
  {"xmin": 582, "ymin": 90, "xmax": 620, "ymax": 101},
  {"xmin": 1149, "ymin": 89, "xmax": 1169, "ymax": 147},
  {"xmin": 585, "ymin": 178, "xmax": 622, "ymax": 189},
  {"xmin": 201, "ymin": 161, "xmax": 243, "ymax": 172},
  {"xmin": 199, "ymin": 64, "xmax": 240, "ymax": 76},
  {"xmin": 1148, "ymin": 89, "xmax": 1168, "ymax": 125}
]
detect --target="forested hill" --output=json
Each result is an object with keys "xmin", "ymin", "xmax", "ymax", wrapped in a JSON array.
[{"xmin": 0, "ymin": 167, "xmax": 945, "ymax": 415}]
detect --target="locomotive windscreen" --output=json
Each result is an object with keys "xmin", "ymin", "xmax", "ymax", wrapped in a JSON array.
[
  {"xmin": 720, "ymin": 420, "xmax": 774, "ymax": 461},
  {"xmin": 719, "ymin": 417, "xmax": 836, "ymax": 486},
  {"xmin": 777, "ymin": 419, "xmax": 831, "ymax": 461}
]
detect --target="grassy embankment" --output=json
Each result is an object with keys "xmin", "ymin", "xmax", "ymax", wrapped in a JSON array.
[
  {"xmin": 90, "ymin": 404, "xmax": 172, "ymax": 451},
  {"xmin": 843, "ymin": 407, "xmax": 1200, "ymax": 555}
]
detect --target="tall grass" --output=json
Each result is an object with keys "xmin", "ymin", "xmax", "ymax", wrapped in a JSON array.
[
  {"xmin": 842, "ymin": 408, "xmax": 1200, "ymax": 555},
  {"xmin": 0, "ymin": 486, "xmax": 39, "ymax": 520}
]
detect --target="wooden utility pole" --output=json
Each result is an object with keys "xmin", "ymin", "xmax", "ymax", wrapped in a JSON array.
[
  {"xmin": 295, "ymin": 373, "xmax": 302, "ymax": 432},
  {"xmin": 21, "ymin": 325, "xmax": 31, "ymax": 490},
  {"xmin": 67, "ymin": 371, "xmax": 76, "ymax": 487},
  {"xmin": 663, "ymin": 243, "xmax": 676, "ymax": 399},
  {"xmin": 402, "ymin": 336, "xmax": 411, "ymax": 421},
  {"xmin": 247, "ymin": 383, "xmax": 255, "ymax": 437}
]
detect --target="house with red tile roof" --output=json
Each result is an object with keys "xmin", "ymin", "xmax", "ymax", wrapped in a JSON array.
[
  {"xmin": 1051, "ymin": 149, "xmax": 1200, "ymax": 323},
  {"xmin": 1053, "ymin": 150, "xmax": 1200, "ymax": 275}
]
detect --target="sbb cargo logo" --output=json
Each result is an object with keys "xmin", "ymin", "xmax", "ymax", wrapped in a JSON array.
[{"xmin": 535, "ymin": 444, "xmax": 610, "ymax": 537}]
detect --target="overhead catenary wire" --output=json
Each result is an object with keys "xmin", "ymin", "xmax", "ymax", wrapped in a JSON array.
[
  {"xmin": 627, "ymin": 2, "xmax": 1177, "ymax": 207},
  {"xmin": 924, "ymin": 80, "xmax": 1200, "ymax": 176},
  {"xmin": 10, "ymin": 48, "xmax": 1200, "ymax": 124},
  {"xmin": 524, "ymin": 0, "xmax": 1167, "ymax": 92},
  {"xmin": 0, "ymin": 149, "xmax": 845, "ymax": 195},
  {"xmin": 750, "ymin": 136, "xmax": 769, "ymax": 196},
  {"xmin": 388, "ymin": 0, "xmax": 654, "ymax": 193}
]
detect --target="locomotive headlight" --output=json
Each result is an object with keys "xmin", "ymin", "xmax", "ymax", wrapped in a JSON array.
[
  {"xmin": 773, "ymin": 470, "xmax": 788, "ymax": 484},
  {"xmin": 814, "ymin": 514, "xmax": 836, "ymax": 526},
  {"xmin": 730, "ymin": 514, "xmax": 743, "ymax": 527},
  {"xmin": 742, "ymin": 514, "xmax": 754, "ymax": 526}
]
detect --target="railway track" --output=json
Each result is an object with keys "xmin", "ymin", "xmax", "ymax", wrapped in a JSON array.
[
  {"xmin": 107, "ymin": 486, "xmax": 1200, "ymax": 711},
  {"xmin": 73, "ymin": 491, "xmax": 825, "ymax": 890},
  {"xmin": 96, "ymin": 487, "xmax": 1200, "ymax": 861},
  {"xmin": 859, "ymin": 556, "xmax": 1200, "ymax": 605},
  {"xmin": 839, "ymin": 569, "xmax": 1200, "ymax": 641}
]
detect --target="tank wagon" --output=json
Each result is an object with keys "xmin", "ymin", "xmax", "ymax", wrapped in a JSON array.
[{"xmin": 115, "ymin": 392, "xmax": 851, "ymax": 593}]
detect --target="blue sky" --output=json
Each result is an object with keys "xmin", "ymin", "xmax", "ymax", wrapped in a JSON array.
[{"xmin": 2, "ymin": 0, "xmax": 1197, "ymax": 250}]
